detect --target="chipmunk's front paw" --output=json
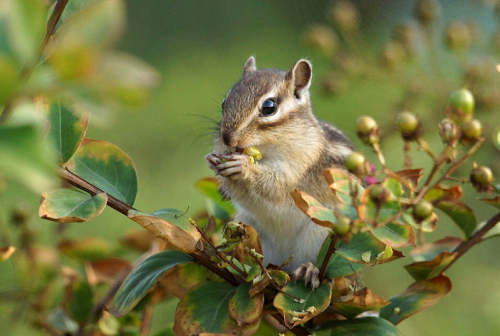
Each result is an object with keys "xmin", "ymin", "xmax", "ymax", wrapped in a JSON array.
[
  {"xmin": 293, "ymin": 262, "xmax": 320, "ymax": 290},
  {"xmin": 205, "ymin": 152, "xmax": 251, "ymax": 180}
]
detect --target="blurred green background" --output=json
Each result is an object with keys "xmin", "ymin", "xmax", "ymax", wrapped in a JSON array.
[{"xmin": 2, "ymin": 0, "xmax": 500, "ymax": 335}]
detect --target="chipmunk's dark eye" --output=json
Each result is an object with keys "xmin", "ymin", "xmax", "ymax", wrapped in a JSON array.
[{"xmin": 260, "ymin": 99, "xmax": 277, "ymax": 116}]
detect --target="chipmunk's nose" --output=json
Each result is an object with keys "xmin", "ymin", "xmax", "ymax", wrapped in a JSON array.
[{"xmin": 222, "ymin": 132, "xmax": 238, "ymax": 147}]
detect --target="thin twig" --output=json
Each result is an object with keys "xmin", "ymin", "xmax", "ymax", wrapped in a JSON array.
[
  {"xmin": 319, "ymin": 235, "xmax": 338, "ymax": 281},
  {"xmin": 0, "ymin": 0, "xmax": 69, "ymax": 124},
  {"xmin": 442, "ymin": 210, "xmax": 500, "ymax": 273}
]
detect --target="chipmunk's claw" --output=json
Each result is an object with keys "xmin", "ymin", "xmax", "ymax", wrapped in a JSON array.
[{"xmin": 293, "ymin": 262, "xmax": 320, "ymax": 290}]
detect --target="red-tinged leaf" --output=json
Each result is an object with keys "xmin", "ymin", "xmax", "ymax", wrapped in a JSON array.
[
  {"xmin": 173, "ymin": 282, "xmax": 260, "ymax": 336},
  {"xmin": 323, "ymin": 168, "xmax": 363, "ymax": 203},
  {"xmin": 110, "ymin": 250, "xmax": 193, "ymax": 316},
  {"xmin": 480, "ymin": 195, "xmax": 500, "ymax": 210},
  {"xmin": 0, "ymin": 246, "xmax": 16, "ymax": 261},
  {"xmin": 331, "ymin": 287, "xmax": 390, "ymax": 318},
  {"xmin": 228, "ymin": 282, "xmax": 264, "ymax": 326},
  {"xmin": 380, "ymin": 275, "xmax": 452, "ymax": 325},
  {"xmin": 317, "ymin": 238, "xmax": 365, "ymax": 278},
  {"xmin": 314, "ymin": 317, "xmax": 400, "ymax": 335},
  {"xmin": 435, "ymin": 200, "xmax": 476, "ymax": 238},
  {"xmin": 127, "ymin": 209, "xmax": 201, "ymax": 254},
  {"xmin": 85, "ymin": 258, "xmax": 132, "ymax": 285},
  {"xmin": 39, "ymin": 189, "xmax": 107, "ymax": 223},
  {"xmin": 372, "ymin": 223, "xmax": 416, "ymax": 248},
  {"xmin": 291, "ymin": 189, "xmax": 336, "ymax": 228},
  {"xmin": 64, "ymin": 138, "xmax": 138, "ymax": 206},
  {"xmin": 392, "ymin": 168, "xmax": 424, "ymax": 187},
  {"xmin": 273, "ymin": 281, "xmax": 332, "ymax": 328},
  {"xmin": 404, "ymin": 251, "xmax": 456, "ymax": 281},
  {"xmin": 336, "ymin": 232, "xmax": 404, "ymax": 266},
  {"xmin": 424, "ymin": 185, "xmax": 463, "ymax": 203},
  {"xmin": 410, "ymin": 236, "xmax": 462, "ymax": 262}
]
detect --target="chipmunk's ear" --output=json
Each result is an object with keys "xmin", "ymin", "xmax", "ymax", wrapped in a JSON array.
[
  {"xmin": 242, "ymin": 56, "xmax": 257, "ymax": 76},
  {"xmin": 286, "ymin": 59, "xmax": 312, "ymax": 99}
]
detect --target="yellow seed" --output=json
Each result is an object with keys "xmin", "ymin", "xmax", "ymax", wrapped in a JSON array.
[{"xmin": 244, "ymin": 146, "xmax": 262, "ymax": 161}]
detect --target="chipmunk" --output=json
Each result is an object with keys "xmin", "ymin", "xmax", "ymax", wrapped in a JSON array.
[{"xmin": 206, "ymin": 56, "xmax": 354, "ymax": 281}]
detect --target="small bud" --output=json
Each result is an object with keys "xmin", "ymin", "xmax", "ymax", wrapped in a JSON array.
[
  {"xmin": 447, "ymin": 88, "xmax": 475, "ymax": 122},
  {"xmin": 413, "ymin": 200, "xmax": 434, "ymax": 221},
  {"xmin": 369, "ymin": 184, "xmax": 390, "ymax": 205},
  {"xmin": 459, "ymin": 119, "xmax": 482, "ymax": 145},
  {"xmin": 445, "ymin": 22, "xmax": 472, "ymax": 52},
  {"xmin": 470, "ymin": 165, "xmax": 494, "ymax": 193},
  {"xmin": 438, "ymin": 118, "xmax": 459, "ymax": 146},
  {"xmin": 362, "ymin": 251, "xmax": 372, "ymax": 263},
  {"xmin": 377, "ymin": 245, "xmax": 394, "ymax": 261},
  {"xmin": 344, "ymin": 152, "xmax": 366, "ymax": 176},
  {"xmin": 355, "ymin": 116, "xmax": 380, "ymax": 145},
  {"xmin": 333, "ymin": 217, "xmax": 351, "ymax": 235},
  {"xmin": 414, "ymin": 0, "xmax": 441, "ymax": 26},
  {"xmin": 223, "ymin": 221, "xmax": 245, "ymax": 242},
  {"xmin": 396, "ymin": 111, "xmax": 421, "ymax": 140}
]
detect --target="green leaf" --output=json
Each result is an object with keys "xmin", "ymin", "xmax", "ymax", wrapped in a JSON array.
[
  {"xmin": 3, "ymin": 0, "xmax": 46, "ymax": 64},
  {"xmin": 48, "ymin": 308, "xmax": 79, "ymax": 333},
  {"xmin": 317, "ymin": 238, "xmax": 365, "ymax": 278},
  {"xmin": 40, "ymin": 188, "xmax": 107, "ymax": 223},
  {"xmin": 273, "ymin": 281, "xmax": 332, "ymax": 328},
  {"xmin": 65, "ymin": 138, "xmax": 138, "ymax": 205},
  {"xmin": 46, "ymin": 98, "xmax": 89, "ymax": 163},
  {"xmin": 173, "ymin": 281, "xmax": 260, "ymax": 335},
  {"xmin": 228, "ymin": 282, "xmax": 264, "ymax": 326},
  {"xmin": 409, "ymin": 236, "xmax": 462, "ymax": 262},
  {"xmin": 315, "ymin": 317, "xmax": 400, "ymax": 336},
  {"xmin": 55, "ymin": 0, "xmax": 125, "ymax": 50},
  {"xmin": 66, "ymin": 278, "xmax": 93, "ymax": 324},
  {"xmin": 435, "ymin": 200, "xmax": 476, "ymax": 238},
  {"xmin": 382, "ymin": 177, "xmax": 403, "ymax": 198},
  {"xmin": 110, "ymin": 250, "xmax": 193, "ymax": 316},
  {"xmin": 404, "ymin": 251, "xmax": 456, "ymax": 281},
  {"xmin": 195, "ymin": 177, "xmax": 234, "ymax": 220},
  {"xmin": 379, "ymin": 275, "xmax": 452, "ymax": 325},
  {"xmin": 0, "ymin": 124, "xmax": 56, "ymax": 193},
  {"xmin": 336, "ymin": 232, "xmax": 404, "ymax": 265},
  {"xmin": 372, "ymin": 223, "xmax": 416, "ymax": 248}
]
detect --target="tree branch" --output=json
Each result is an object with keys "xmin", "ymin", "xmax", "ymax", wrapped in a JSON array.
[{"xmin": 0, "ymin": 0, "xmax": 69, "ymax": 124}]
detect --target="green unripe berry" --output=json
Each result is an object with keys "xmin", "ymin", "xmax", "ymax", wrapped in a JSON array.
[
  {"xmin": 369, "ymin": 184, "xmax": 389, "ymax": 204},
  {"xmin": 344, "ymin": 152, "xmax": 366, "ymax": 174},
  {"xmin": 356, "ymin": 116, "xmax": 380, "ymax": 145},
  {"xmin": 334, "ymin": 217, "xmax": 351, "ymax": 235},
  {"xmin": 448, "ymin": 88, "xmax": 475, "ymax": 122},
  {"xmin": 460, "ymin": 119, "xmax": 482, "ymax": 141},
  {"xmin": 438, "ymin": 118, "xmax": 459, "ymax": 145},
  {"xmin": 470, "ymin": 166, "xmax": 493, "ymax": 186},
  {"xmin": 413, "ymin": 200, "xmax": 434, "ymax": 220},
  {"xmin": 396, "ymin": 111, "xmax": 421, "ymax": 139},
  {"xmin": 356, "ymin": 116, "xmax": 377, "ymax": 134}
]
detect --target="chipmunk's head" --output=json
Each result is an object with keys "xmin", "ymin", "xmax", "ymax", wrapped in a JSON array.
[{"xmin": 217, "ymin": 56, "xmax": 318, "ymax": 152}]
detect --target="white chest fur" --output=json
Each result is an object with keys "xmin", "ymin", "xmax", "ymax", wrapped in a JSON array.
[{"xmin": 233, "ymin": 196, "xmax": 329, "ymax": 271}]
